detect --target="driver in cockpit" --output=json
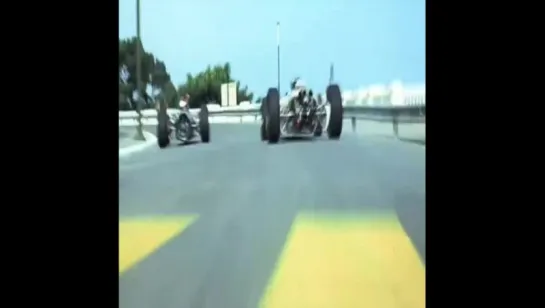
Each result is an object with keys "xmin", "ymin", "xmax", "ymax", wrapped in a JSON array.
[{"xmin": 288, "ymin": 77, "xmax": 307, "ymax": 116}]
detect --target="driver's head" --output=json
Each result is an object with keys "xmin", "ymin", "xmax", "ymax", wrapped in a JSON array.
[
  {"xmin": 290, "ymin": 78, "xmax": 298, "ymax": 90},
  {"xmin": 183, "ymin": 94, "xmax": 190, "ymax": 101},
  {"xmin": 294, "ymin": 78, "xmax": 306, "ymax": 90}
]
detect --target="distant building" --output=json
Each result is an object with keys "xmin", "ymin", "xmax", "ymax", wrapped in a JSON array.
[
  {"xmin": 389, "ymin": 80, "xmax": 404, "ymax": 106},
  {"xmin": 367, "ymin": 84, "xmax": 389, "ymax": 106},
  {"xmin": 220, "ymin": 82, "xmax": 237, "ymax": 107}
]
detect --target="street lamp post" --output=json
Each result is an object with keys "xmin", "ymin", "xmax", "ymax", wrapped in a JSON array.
[
  {"xmin": 329, "ymin": 63, "xmax": 334, "ymax": 84},
  {"xmin": 134, "ymin": 0, "xmax": 145, "ymax": 140},
  {"xmin": 277, "ymin": 22, "xmax": 280, "ymax": 94}
]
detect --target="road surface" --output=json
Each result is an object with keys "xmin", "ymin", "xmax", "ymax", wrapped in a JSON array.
[{"xmin": 119, "ymin": 124, "xmax": 425, "ymax": 308}]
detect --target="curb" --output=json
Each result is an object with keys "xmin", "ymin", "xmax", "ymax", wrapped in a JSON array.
[
  {"xmin": 398, "ymin": 137, "xmax": 426, "ymax": 147},
  {"xmin": 119, "ymin": 131, "xmax": 157, "ymax": 158}
]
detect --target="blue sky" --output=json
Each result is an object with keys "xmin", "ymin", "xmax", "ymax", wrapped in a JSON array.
[{"xmin": 119, "ymin": 0, "xmax": 425, "ymax": 95}]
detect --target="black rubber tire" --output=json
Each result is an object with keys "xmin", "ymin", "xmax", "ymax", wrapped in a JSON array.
[
  {"xmin": 265, "ymin": 88, "xmax": 280, "ymax": 144},
  {"xmin": 261, "ymin": 121, "xmax": 267, "ymax": 141},
  {"xmin": 326, "ymin": 84, "xmax": 343, "ymax": 139},
  {"xmin": 260, "ymin": 102, "xmax": 268, "ymax": 141},
  {"xmin": 157, "ymin": 101, "xmax": 170, "ymax": 148},
  {"xmin": 199, "ymin": 104, "xmax": 210, "ymax": 143},
  {"xmin": 314, "ymin": 122, "xmax": 323, "ymax": 137}
]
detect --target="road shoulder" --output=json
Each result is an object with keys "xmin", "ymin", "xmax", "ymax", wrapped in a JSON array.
[{"xmin": 119, "ymin": 131, "xmax": 157, "ymax": 158}]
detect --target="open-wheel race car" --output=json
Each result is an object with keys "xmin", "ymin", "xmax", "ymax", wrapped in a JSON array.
[
  {"xmin": 260, "ymin": 81, "xmax": 343, "ymax": 143},
  {"xmin": 156, "ymin": 100, "xmax": 210, "ymax": 148}
]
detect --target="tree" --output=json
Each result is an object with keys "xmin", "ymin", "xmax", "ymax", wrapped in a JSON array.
[
  {"xmin": 163, "ymin": 80, "xmax": 179, "ymax": 109},
  {"xmin": 150, "ymin": 59, "xmax": 169, "ymax": 91},
  {"xmin": 149, "ymin": 58, "xmax": 179, "ymax": 109},
  {"xmin": 119, "ymin": 81, "xmax": 134, "ymax": 111},
  {"xmin": 119, "ymin": 38, "xmax": 177, "ymax": 110},
  {"xmin": 177, "ymin": 63, "xmax": 254, "ymax": 109},
  {"xmin": 119, "ymin": 37, "xmax": 152, "ymax": 139},
  {"xmin": 118, "ymin": 37, "xmax": 155, "ymax": 94},
  {"xmin": 120, "ymin": 37, "xmax": 173, "ymax": 140}
]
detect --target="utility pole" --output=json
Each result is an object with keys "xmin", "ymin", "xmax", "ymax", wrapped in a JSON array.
[
  {"xmin": 277, "ymin": 22, "xmax": 281, "ymax": 94},
  {"xmin": 329, "ymin": 63, "xmax": 334, "ymax": 84},
  {"xmin": 134, "ymin": 0, "xmax": 145, "ymax": 140}
]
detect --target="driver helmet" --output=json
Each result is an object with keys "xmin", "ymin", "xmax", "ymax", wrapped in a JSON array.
[
  {"xmin": 290, "ymin": 78, "xmax": 298, "ymax": 90},
  {"xmin": 291, "ymin": 77, "xmax": 306, "ymax": 91},
  {"xmin": 179, "ymin": 94, "xmax": 190, "ymax": 108}
]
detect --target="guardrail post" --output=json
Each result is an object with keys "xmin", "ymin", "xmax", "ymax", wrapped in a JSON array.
[
  {"xmin": 392, "ymin": 110, "xmax": 399, "ymax": 138},
  {"xmin": 351, "ymin": 117, "xmax": 356, "ymax": 132}
]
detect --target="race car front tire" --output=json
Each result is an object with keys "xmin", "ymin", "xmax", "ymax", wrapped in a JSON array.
[
  {"xmin": 261, "ymin": 121, "xmax": 267, "ymax": 141},
  {"xmin": 265, "ymin": 88, "xmax": 280, "ymax": 144},
  {"xmin": 199, "ymin": 104, "xmax": 210, "ymax": 143},
  {"xmin": 326, "ymin": 84, "xmax": 343, "ymax": 139},
  {"xmin": 157, "ymin": 101, "xmax": 170, "ymax": 148}
]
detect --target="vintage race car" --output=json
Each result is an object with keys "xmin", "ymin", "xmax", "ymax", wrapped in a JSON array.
[
  {"xmin": 156, "ymin": 102, "xmax": 210, "ymax": 148},
  {"xmin": 260, "ymin": 84, "xmax": 343, "ymax": 143}
]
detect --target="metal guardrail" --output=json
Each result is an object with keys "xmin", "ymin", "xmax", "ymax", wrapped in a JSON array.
[
  {"xmin": 119, "ymin": 104, "xmax": 425, "ymax": 119},
  {"xmin": 119, "ymin": 104, "xmax": 425, "ymax": 138}
]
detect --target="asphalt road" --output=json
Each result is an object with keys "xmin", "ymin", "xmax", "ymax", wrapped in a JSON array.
[{"xmin": 119, "ymin": 124, "xmax": 425, "ymax": 308}]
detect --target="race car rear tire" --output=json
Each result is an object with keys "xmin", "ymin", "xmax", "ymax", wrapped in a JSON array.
[
  {"xmin": 157, "ymin": 101, "xmax": 170, "ymax": 148},
  {"xmin": 261, "ymin": 121, "xmax": 267, "ymax": 141},
  {"xmin": 326, "ymin": 84, "xmax": 343, "ymax": 139},
  {"xmin": 199, "ymin": 104, "xmax": 210, "ymax": 143},
  {"xmin": 265, "ymin": 88, "xmax": 280, "ymax": 144}
]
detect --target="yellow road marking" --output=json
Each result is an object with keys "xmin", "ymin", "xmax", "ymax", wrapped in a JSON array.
[
  {"xmin": 119, "ymin": 216, "xmax": 197, "ymax": 275},
  {"xmin": 260, "ymin": 213, "xmax": 425, "ymax": 308}
]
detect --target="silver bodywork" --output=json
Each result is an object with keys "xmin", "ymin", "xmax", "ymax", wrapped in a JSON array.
[
  {"xmin": 278, "ymin": 92, "xmax": 328, "ymax": 137},
  {"xmin": 168, "ymin": 109, "xmax": 202, "ymax": 142}
]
